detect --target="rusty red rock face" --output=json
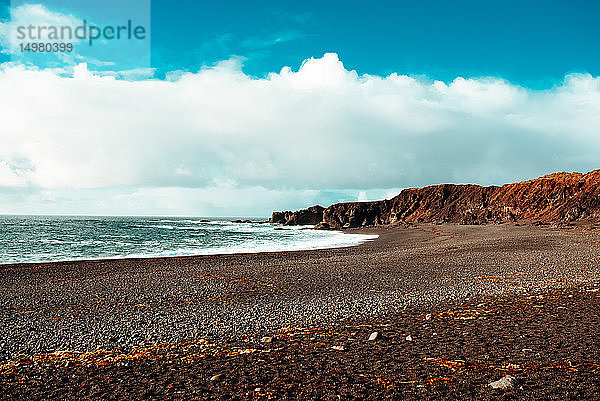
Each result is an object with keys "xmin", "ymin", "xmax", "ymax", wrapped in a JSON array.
[{"xmin": 271, "ymin": 169, "xmax": 600, "ymax": 229}]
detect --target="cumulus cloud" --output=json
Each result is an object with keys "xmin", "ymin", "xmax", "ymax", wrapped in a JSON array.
[{"xmin": 0, "ymin": 53, "xmax": 599, "ymax": 215}]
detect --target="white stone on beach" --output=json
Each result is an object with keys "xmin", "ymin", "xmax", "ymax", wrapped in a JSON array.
[
  {"xmin": 210, "ymin": 373, "xmax": 225, "ymax": 382},
  {"xmin": 488, "ymin": 375, "xmax": 518, "ymax": 390}
]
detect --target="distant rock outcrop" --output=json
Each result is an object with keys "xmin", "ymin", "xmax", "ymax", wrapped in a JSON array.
[
  {"xmin": 270, "ymin": 169, "xmax": 600, "ymax": 229},
  {"xmin": 270, "ymin": 205, "xmax": 325, "ymax": 226}
]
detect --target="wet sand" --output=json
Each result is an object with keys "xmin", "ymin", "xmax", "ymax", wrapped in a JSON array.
[{"xmin": 1, "ymin": 223, "xmax": 600, "ymax": 399}]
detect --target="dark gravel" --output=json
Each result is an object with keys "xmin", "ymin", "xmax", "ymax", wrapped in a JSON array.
[{"xmin": 1, "ymin": 223, "xmax": 600, "ymax": 399}]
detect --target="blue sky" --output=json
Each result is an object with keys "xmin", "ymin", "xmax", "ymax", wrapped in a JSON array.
[
  {"xmin": 0, "ymin": 1, "xmax": 599, "ymax": 216},
  {"xmin": 152, "ymin": 0, "xmax": 599, "ymax": 86},
  {"xmin": 2, "ymin": 0, "xmax": 599, "ymax": 86}
]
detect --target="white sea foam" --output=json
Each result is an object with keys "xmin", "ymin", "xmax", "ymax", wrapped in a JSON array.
[
  {"xmin": 0, "ymin": 216, "xmax": 379, "ymax": 264},
  {"xmin": 123, "ymin": 230, "xmax": 378, "ymax": 259}
]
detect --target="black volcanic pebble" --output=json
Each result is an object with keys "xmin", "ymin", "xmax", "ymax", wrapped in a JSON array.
[{"xmin": 1, "ymin": 224, "xmax": 600, "ymax": 399}]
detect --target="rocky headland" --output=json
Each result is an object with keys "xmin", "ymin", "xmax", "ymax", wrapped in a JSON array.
[{"xmin": 271, "ymin": 169, "xmax": 600, "ymax": 229}]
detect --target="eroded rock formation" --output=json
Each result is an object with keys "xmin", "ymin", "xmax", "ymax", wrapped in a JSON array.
[
  {"xmin": 270, "ymin": 205, "xmax": 325, "ymax": 225},
  {"xmin": 270, "ymin": 170, "xmax": 600, "ymax": 229}
]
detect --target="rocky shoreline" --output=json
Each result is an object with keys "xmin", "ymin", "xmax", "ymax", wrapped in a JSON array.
[
  {"xmin": 2, "ymin": 284, "xmax": 599, "ymax": 399},
  {"xmin": 1, "ymin": 223, "xmax": 600, "ymax": 399},
  {"xmin": 271, "ymin": 169, "xmax": 600, "ymax": 229}
]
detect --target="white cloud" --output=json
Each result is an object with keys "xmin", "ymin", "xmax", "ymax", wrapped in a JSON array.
[
  {"xmin": 0, "ymin": 4, "xmax": 83, "ymax": 54},
  {"xmin": 0, "ymin": 161, "xmax": 27, "ymax": 187},
  {"xmin": 241, "ymin": 31, "xmax": 303, "ymax": 50},
  {"xmin": 0, "ymin": 53, "xmax": 599, "ymax": 215}
]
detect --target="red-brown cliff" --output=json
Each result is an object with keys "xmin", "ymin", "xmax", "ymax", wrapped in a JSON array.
[{"xmin": 270, "ymin": 169, "xmax": 600, "ymax": 229}]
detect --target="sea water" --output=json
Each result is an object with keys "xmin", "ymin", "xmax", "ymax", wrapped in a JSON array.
[{"xmin": 0, "ymin": 215, "xmax": 378, "ymax": 265}]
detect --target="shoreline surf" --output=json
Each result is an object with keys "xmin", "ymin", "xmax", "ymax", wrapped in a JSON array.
[{"xmin": 0, "ymin": 215, "xmax": 379, "ymax": 266}]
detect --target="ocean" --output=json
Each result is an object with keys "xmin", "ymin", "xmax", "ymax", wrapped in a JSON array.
[{"xmin": 0, "ymin": 215, "xmax": 378, "ymax": 265}]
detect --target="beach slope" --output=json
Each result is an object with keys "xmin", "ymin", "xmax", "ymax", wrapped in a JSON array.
[{"xmin": 1, "ymin": 223, "xmax": 600, "ymax": 399}]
